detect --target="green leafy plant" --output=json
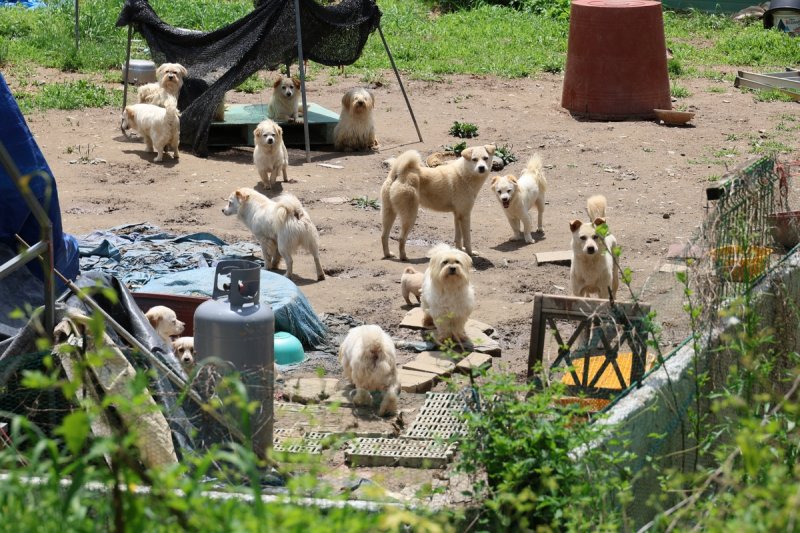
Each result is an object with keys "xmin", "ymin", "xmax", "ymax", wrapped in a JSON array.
[
  {"xmin": 236, "ymin": 72, "xmax": 267, "ymax": 94},
  {"xmin": 449, "ymin": 121, "xmax": 479, "ymax": 139},
  {"xmin": 670, "ymin": 82, "xmax": 690, "ymax": 98},
  {"xmin": 350, "ymin": 196, "xmax": 380, "ymax": 210},
  {"xmin": 493, "ymin": 144, "xmax": 517, "ymax": 165},
  {"xmin": 443, "ymin": 140, "xmax": 467, "ymax": 155}
]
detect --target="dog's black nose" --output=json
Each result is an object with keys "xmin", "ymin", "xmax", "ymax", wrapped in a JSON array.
[
  {"xmin": 478, "ymin": 166, "xmax": 486, "ymax": 173},
  {"xmin": 267, "ymin": 138, "xmax": 274, "ymax": 144},
  {"xmin": 587, "ymin": 248, "xmax": 596, "ymax": 255},
  {"xmin": 448, "ymin": 265, "xmax": 457, "ymax": 274}
]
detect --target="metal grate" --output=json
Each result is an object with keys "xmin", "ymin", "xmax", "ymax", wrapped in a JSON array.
[
  {"xmin": 272, "ymin": 427, "xmax": 329, "ymax": 455},
  {"xmin": 402, "ymin": 392, "xmax": 467, "ymax": 440},
  {"xmin": 344, "ymin": 437, "xmax": 456, "ymax": 468}
]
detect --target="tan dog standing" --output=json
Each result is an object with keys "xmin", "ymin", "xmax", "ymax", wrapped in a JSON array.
[
  {"xmin": 401, "ymin": 266, "xmax": 424, "ymax": 305},
  {"xmin": 122, "ymin": 98, "xmax": 180, "ymax": 162},
  {"xmin": 380, "ymin": 144, "xmax": 496, "ymax": 260},
  {"xmin": 569, "ymin": 195, "xmax": 619, "ymax": 299},
  {"xmin": 333, "ymin": 87, "xmax": 378, "ymax": 152},
  {"xmin": 421, "ymin": 243, "xmax": 475, "ymax": 344},
  {"xmin": 253, "ymin": 119, "xmax": 289, "ymax": 189}
]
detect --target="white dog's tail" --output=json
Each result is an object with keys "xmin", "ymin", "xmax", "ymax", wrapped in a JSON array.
[
  {"xmin": 586, "ymin": 195, "xmax": 607, "ymax": 221},
  {"xmin": 274, "ymin": 193, "xmax": 306, "ymax": 224},
  {"xmin": 389, "ymin": 150, "xmax": 423, "ymax": 183},
  {"xmin": 525, "ymin": 153, "xmax": 547, "ymax": 193}
]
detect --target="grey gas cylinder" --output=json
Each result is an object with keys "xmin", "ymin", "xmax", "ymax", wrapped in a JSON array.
[{"xmin": 194, "ymin": 259, "xmax": 274, "ymax": 457}]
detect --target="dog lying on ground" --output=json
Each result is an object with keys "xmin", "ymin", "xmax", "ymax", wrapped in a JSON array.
[
  {"xmin": 253, "ymin": 119, "xmax": 289, "ymax": 190},
  {"xmin": 145, "ymin": 305, "xmax": 185, "ymax": 345},
  {"xmin": 137, "ymin": 63, "xmax": 187, "ymax": 107},
  {"xmin": 421, "ymin": 243, "xmax": 475, "ymax": 344},
  {"xmin": 333, "ymin": 87, "xmax": 378, "ymax": 152},
  {"xmin": 490, "ymin": 153, "xmax": 548, "ymax": 244},
  {"xmin": 338, "ymin": 324, "xmax": 399, "ymax": 417},
  {"xmin": 267, "ymin": 75, "xmax": 301, "ymax": 122},
  {"xmin": 401, "ymin": 266, "xmax": 424, "ymax": 306},
  {"xmin": 122, "ymin": 98, "xmax": 180, "ymax": 162},
  {"xmin": 380, "ymin": 144, "xmax": 496, "ymax": 260},
  {"xmin": 569, "ymin": 194, "xmax": 619, "ymax": 299},
  {"xmin": 222, "ymin": 187, "xmax": 325, "ymax": 281}
]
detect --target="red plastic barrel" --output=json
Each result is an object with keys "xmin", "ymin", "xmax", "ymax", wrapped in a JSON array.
[{"xmin": 561, "ymin": 0, "xmax": 671, "ymax": 119}]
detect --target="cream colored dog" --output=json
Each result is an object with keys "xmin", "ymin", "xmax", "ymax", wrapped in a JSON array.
[
  {"xmin": 172, "ymin": 336, "xmax": 195, "ymax": 370},
  {"xmin": 267, "ymin": 75, "xmax": 301, "ymax": 122},
  {"xmin": 222, "ymin": 187, "xmax": 325, "ymax": 281},
  {"xmin": 380, "ymin": 144, "xmax": 496, "ymax": 260},
  {"xmin": 333, "ymin": 87, "xmax": 378, "ymax": 152},
  {"xmin": 145, "ymin": 305, "xmax": 185, "ymax": 345},
  {"xmin": 401, "ymin": 266, "xmax": 424, "ymax": 306},
  {"xmin": 338, "ymin": 324, "xmax": 399, "ymax": 417},
  {"xmin": 569, "ymin": 195, "xmax": 619, "ymax": 299},
  {"xmin": 137, "ymin": 63, "xmax": 187, "ymax": 107},
  {"xmin": 490, "ymin": 154, "xmax": 548, "ymax": 244},
  {"xmin": 122, "ymin": 99, "xmax": 180, "ymax": 162},
  {"xmin": 253, "ymin": 119, "xmax": 289, "ymax": 189},
  {"xmin": 421, "ymin": 243, "xmax": 475, "ymax": 344}
]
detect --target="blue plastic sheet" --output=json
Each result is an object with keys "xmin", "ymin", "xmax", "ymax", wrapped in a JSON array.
[{"xmin": 0, "ymin": 0, "xmax": 46, "ymax": 8}]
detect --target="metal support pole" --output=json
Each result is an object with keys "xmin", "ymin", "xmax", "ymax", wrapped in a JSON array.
[
  {"xmin": 74, "ymin": 0, "xmax": 79, "ymax": 51},
  {"xmin": 378, "ymin": 24, "xmax": 423, "ymax": 144},
  {"xmin": 293, "ymin": 0, "xmax": 311, "ymax": 163},
  {"xmin": 121, "ymin": 25, "xmax": 134, "ymax": 136}
]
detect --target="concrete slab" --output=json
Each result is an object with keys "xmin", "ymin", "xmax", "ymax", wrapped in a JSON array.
[
  {"xmin": 403, "ymin": 351, "xmax": 457, "ymax": 376},
  {"xmin": 399, "ymin": 307, "xmax": 433, "ymax": 330},
  {"xmin": 283, "ymin": 377, "xmax": 350, "ymax": 405},
  {"xmin": 534, "ymin": 250, "xmax": 573, "ymax": 266},
  {"xmin": 464, "ymin": 323, "xmax": 501, "ymax": 357},
  {"xmin": 455, "ymin": 352, "xmax": 493, "ymax": 373},
  {"xmin": 398, "ymin": 367, "xmax": 438, "ymax": 393},
  {"xmin": 659, "ymin": 262, "xmax": 688, "ymax": 273}
]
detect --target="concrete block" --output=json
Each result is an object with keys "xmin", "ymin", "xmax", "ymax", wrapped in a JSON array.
[
  {"xmin": 534, "ymin": 250, "xmax": 572, "ymax": 265},
  {"xmin": 403, "ymin": 351, "xmax": 457, "ymax": 376},
  {"xmin": 398, "ymin": 367, "xmax": 438, "ymax": 393},
  {"xmin": 455, "ymin": 352, "xmax": 493, "ymax": 373}
]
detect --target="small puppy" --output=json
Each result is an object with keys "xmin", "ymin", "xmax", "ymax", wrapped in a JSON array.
[
  {"xmin": 253, "ymin": 119, "xmax": 289, "ymax": 189},
  {"xmin": 491, "ymin": 154, "xmax": 548, "ymax": 244},
  {"xmin": 569, "ymin": 195, "xmax": 619, "ymax": 299},
  {"xmin": 122, "ymin": 98, "xmax": 180, "ymax": 162},
  {"xmin": 381, "ymin": 144, "xmax": 496, "ymax": 260},
  {"xmin": 137, "ymin": 63, "xmax": 187, "ymax": 107},
  {"xmin": 267, "ymin": 75, "xmax": 301, "ymax": 122},
  {"xmin": 421, "ymin": 243, "xmax": 475, "ymax": 344},
  {"xmin": 145, "ymin": 305, "xmax": 185, "ymax": 345},
  {"xmin": 401, "ymin": 266, "xmax": 424, "ymax": 306},
  {"xmin": 333, "ymin": 87, "xmax": 378, "ymax": 152},
  {"xmin": 222, "ymin": 187, "xmax": 325, "ymax": 281},
  {"xmin": 172, "ymin": 336, "xmax": 195, "ymax": 370},
  {"xmin": 338, "ymin": 324, "xmax": 400, "ymax": 417}
]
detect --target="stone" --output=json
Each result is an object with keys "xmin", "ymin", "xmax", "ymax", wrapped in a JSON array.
[
  {"xmin": 283, "ymin": 377, "xmax": 350, "ymax": 405},
  {"xmin": 455, "ymin": 352, "xmax": 493, "ymax": 373},
  {"xmin": 402, "ymin": 351, "xmax": 457, "ymax": 376},
  {"xmin": 464, "ymin": 323, "xmax": 502, "ymax": 357},
  {"xmin": 534, "ymin": 250, "xmax": 573, "ymax": 266},
  {"xmin": 398, "ymin": 367, "xmax": 438, "ymax": 393},
  {"xmin": 491, "ymin": 156, "xmax": 505, "ymax": 171},
  {"xmin": 659, "ymin": 262, "xmax": 688, "ymax": 273},
  {"xmin": 399, "ymin": 307, "xmax": 434, "ymax": 330}
]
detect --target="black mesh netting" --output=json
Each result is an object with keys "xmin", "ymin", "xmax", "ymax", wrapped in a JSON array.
[{"xmin": 116, "ymin": 0, "xmax": 382, "ymax": 156}]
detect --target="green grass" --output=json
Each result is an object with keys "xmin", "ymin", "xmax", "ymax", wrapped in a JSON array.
[{"xmin": 14, "ymin": 79, "xmax": 121, "ymax": 113}]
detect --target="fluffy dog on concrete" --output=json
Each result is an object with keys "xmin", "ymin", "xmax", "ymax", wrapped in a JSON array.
[
  {"xmin": 490, "ymin": 153, "xmax": 548, "ymax": 244},
  {"xmin": 172, "ymin": 336, "xmax": 195, "ymax": 370},
  {"xmin": 569, "ymin": 194, "xmax": 619, "ymax": 299},
  {"xmin": 401, "ymin": 266, "xmax": 424, "ymax": 306},
  {"xmin": 380, "ymin": 144, "xmax": 496, "ymax": 260},
  {"xmin": 267, "ymin": 75, "xmax": 301, "ymax": 122},
  {"xmin": 338, "ymin": 324, "xmax": 399, "ymax": 417},
  {"xmin": 222, "ymin": 187, "xmax": 325, "ymax": 281},
  {"xmin": 421, "ymin": 243, "xmax": 475, "ymax": 344},
  {"xmin": 122, "ymin": 98, "xmax": 180, "ymax": 162},
  {"xmin": 253, "ymin": 119, "xmax": 289, "ymax": 189},
  {"xmin": 137, "ymin": 63, "xmax": 187, "ymax": 107},
  {"xmin": 333, "ymin": 87, "xmax": 378, "ymax": 152},
  {"xmin": 145, "ymin": 305, "xmax": 185, "ymax": 345}
]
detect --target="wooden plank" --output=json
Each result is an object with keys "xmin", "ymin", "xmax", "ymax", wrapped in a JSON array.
[
  {"xmin": 737, "ymin": 71, "xmax": 800, "ymax": 90},
  {"xmin": 403, "ymin": 351, "xmax": 457, "ymax": 376},
  {"xmin": 734, "ymin": 77, "xmax": 800, "ymax": 102},
  {"xmin": 534, "ymin": 250, "xmax": 572, "ymax": 266},
  {"xmin": 398, "ymin": 367, "xmax": 438, "ymax": 393},
  {"xmin": 456, "ymin": 352, "xmax": 493, "ymax": 374}
]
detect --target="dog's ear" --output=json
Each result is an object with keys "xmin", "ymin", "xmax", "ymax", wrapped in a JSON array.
[
  {"xmin": 274, "ymin": 124, "xmax": 283, "ymax": 137},
  {"xmin": 484, "ymin": 144, "xmax": 496, "ymax": 156},
  {"xmin": 254, "ymin": 126, "xmax": 261, "ymax": 137},
  {"xmin": 593, "ymin": 217, "xmax": 606, "ymax": 227},
  {"xmin": 507, "ymin": 175, "xmax": 518, "ymax": 183},
  {"xmin": 569, "ymin": 220, "xmax": 583, "ymax": 233},
  {"xmin": 460, "ymin": 147, "xmax": 473, "ymax": 160},
  {"xmin": 490, "ymin": 175, "xmax": 499, "ymax": 186},
  {"xmin": 125, "ymin": 107, "xmax": 135, "ymax": 120},
  {"xmin": 156, "ymin": 64, "xmax": 167, "ymax": 78},
  {"xmin": 341, "ymin": 89, "xmax": 353, "ymax": 109},
  {"xmin": 235, "ymin": 189, "xmax": 248, "ymax": 202},
  {"xmin": 273, "ymin": 77, "xmax": 282, "ymax": 89},
  {"xmin": 460, "ymin": 250, "xmax": 473, "ymax": 269},
  {"xmin": 176, "ymin": 64, "xmax": 187, "ymax": 78},
  {"xmin": 292, "ymin": 77, "xmax": 301, "ymax": 89}
]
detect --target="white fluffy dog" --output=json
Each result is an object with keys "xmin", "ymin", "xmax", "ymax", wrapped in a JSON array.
[
  {"xmin": 267, "ymin": 75, "xmax": 301, "ymax": 122},
  {"xmin": 122, "ymin": 98, "xmax": 180, "ymax": 162},
  {"xmin": 569, "ymin": 195, "xmax": 619, "ymax": 299},
  {"xmin": 172, "ymin": 336, "xmax": 195, "ymax": 370},
  {"xmin": 421, "ymin": 243, "xmax": 475, "ymax": 344},
  {"xmin": 333, "ymin": 87, "xmax": 378, "ymax": 152},
  {"xmin": 222, "ymin": 187, "xmax": 325, "ymax": 281},
  {"xmin": 490, "ymin": 154, "xmax": 548, "ymax": 244},
  {"xmin": 338, "ymin": 324, "xmax": 399, "ymax": 417},
  {"xmin": 253, "ymin": 119, "xmax": 289, "ymax": 189},
  {"xmin": 137, "ymin": 63, "xmax": 187, "ymax": 107},
  {"xmin": 381, "ymin": 144, "xmax": 496, "ymax": 260},
  {"xmin": 145, "ymin": 305, "xmax": 185, "ymax": 345}
]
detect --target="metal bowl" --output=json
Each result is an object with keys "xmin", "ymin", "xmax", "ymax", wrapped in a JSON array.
[{"xmin": 122, "ymin": 59, "xmax": 157, "ymax": 85}]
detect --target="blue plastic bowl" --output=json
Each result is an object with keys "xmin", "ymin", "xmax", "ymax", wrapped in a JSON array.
[{"xmin": 274, "ymin": 331, "xmax": 305, "ymax": 365}]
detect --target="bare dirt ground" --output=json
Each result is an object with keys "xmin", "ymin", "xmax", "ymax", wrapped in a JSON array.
[{"xmin": 12, "ymin": 67, "xmax": 800, "ymax": 499}]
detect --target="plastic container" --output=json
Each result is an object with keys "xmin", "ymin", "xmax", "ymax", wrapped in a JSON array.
[
  {"xmin": 274, "ymin": 331, "xmax": 305, "ymax": 365},
  {"xmin": 764, "ymin": 0, "xmax": 800, "ymax": 34}
]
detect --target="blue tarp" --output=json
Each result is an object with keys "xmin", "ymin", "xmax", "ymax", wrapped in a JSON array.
[
  {"xmin": 0, "ymin": 71, "xmax": 80, "ymax": 286},
  {"xmin": 0, "ymin": 0, "xmax": 46, "ymax": 8}
]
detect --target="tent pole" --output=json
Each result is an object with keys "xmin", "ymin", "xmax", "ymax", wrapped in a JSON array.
[
  {"xmin": 378, "ymin": 25, "xmax": 423, "ymax": 143},
  {"xmin": 74, "ymin": 0, "xmax": 79, "ymax": 51},
  {"xmin": 121, "ymin": 25, "xmax": 133, "ymax": 136},
  {"xmin": 293, "ymin": 0, "xmax": 311, "ymax": 163}
]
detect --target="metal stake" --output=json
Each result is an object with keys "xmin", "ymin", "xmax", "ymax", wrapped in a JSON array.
[
  {"xmin": 293, "ymin": 0, "xmax": 311, "ymax": 163},
  {"xmin": 121, "ymin": 25, "xmax": 134, "ymax": 136},
  {"xmin": 74, "ymin": 0, "xmax": 79, "ymax": 51},
  {"xmin": 378, "ymin": 24, "xmax": 423, "ymax": 143}
]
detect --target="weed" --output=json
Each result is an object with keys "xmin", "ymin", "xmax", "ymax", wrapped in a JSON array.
[
  {"xmin": 714, "ymin": 147, "xmax": 738, "ymax": 158},
  {"xmin": 493, "ymin": 144, "xmax": 517, "ymax": 165},
  {"xmin": 236, "ymin": 72, "xmax": 267, "ymax": 94},
  {"xmin": 443, "ymin": 140, "xmax": 467, "ymax": 155},
  {"xmin": 15, "ymin": 80, "xmax": 120, "ymax": 113},
  {"xmin": 358, "ymin": 70, "xmax": 386, "ymax": 86},
  {"xmin": 749, "ymin": 138, "xmax": 792, "ymax": 156},
  {"xmin": 449, "ymin": 120, "xmax": 479, "ymax": 138},
  {"xmin": 707, "ymin": 86, "xmax": 726, "ymax": 93},
  {"xmin": 667, "ymin": 58, "xmax": 683, "ymax": 77},
  {"xmin": 752, "ymin": 89, "xmax": 797, "ymax": 103},
  {"xmin": 671, "ymin": 82, "xmax": 690, "ymax": 98},
  {"xmin": 350, "ymin": 196, "xmax": 380, "ymax": 210}
]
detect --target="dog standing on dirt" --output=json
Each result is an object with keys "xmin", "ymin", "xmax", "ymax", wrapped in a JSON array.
[
  {"xmin": 137, "ymin": 63, "xmax": 187, "ymax": 107},
  {"xmin": 333, "ymin": 87, "xmax": 378, "ymax": 152},
  {"xmin": 222, "ymin": 187, "xmax": 325, "ymax": 281},
  {"xmin": 145, "ymin": 305, "xmax": 185, "ymax": 345},
  {"xmin": 267, "ymin": 75, "xmax": 301, "ymax": 122},
  {"xmin": 490, "ymin": 153, "xmax": 548, "ymax": 244},
  {"xmin": 569, "ymin": 194, "xmax": 619, "ymax": 299},
  {"xmin": 401, "ymin": 266, "xmax": 424, "ymax": 306},
  {"xmin": 121, "ymin": 98, "xmax": 180, "ymax": 162},
  {"xmin": 253, "ymin": 119, "xmax": 289, "ymax": 189},
  {"xmin": 380, "ymin": 144, "xmax": 496, "ymax": 260},
  {"xmin": 421, "ymin": 243, "xmax": 475, "ymax": 344},
  {"xmin": 338, "ymin": 324, "xmax": 400, "ymax": 417}
]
